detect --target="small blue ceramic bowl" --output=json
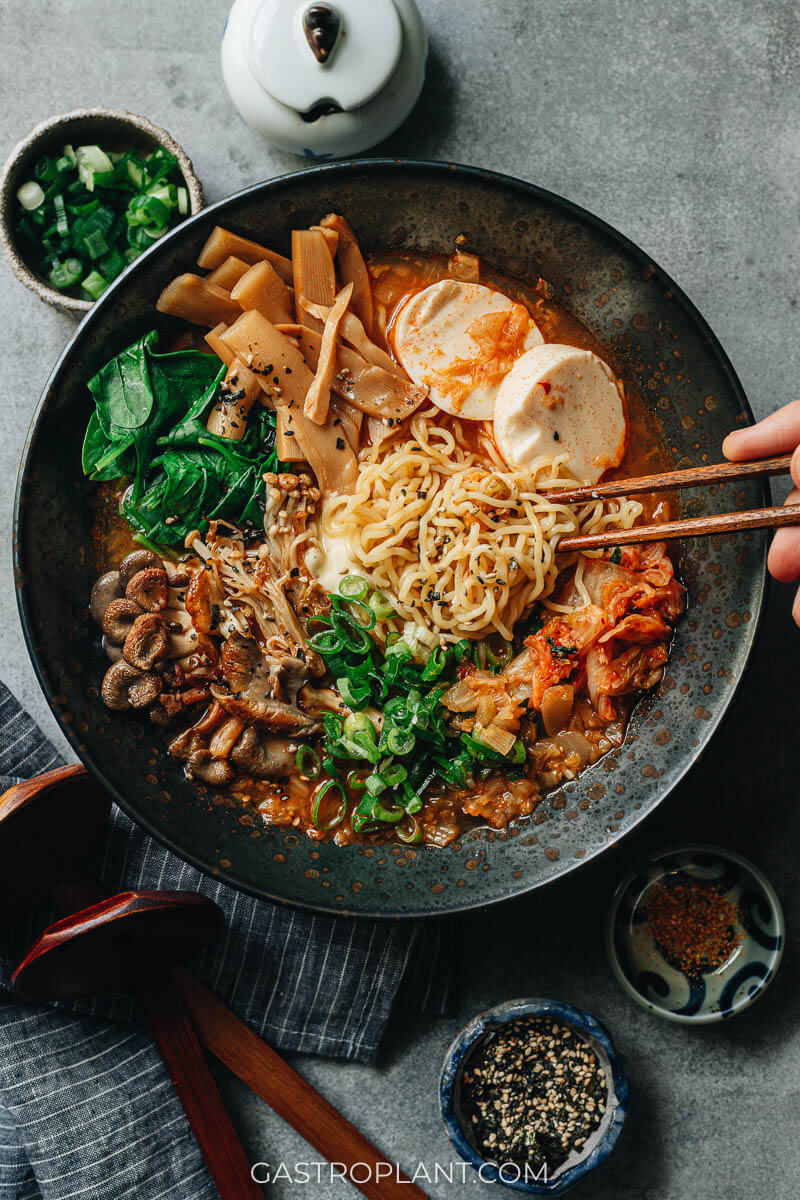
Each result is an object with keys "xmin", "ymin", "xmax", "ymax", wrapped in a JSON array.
[
  {"xmin": 606, "ymin": 844, "xmax": 784, "ymax": 1023},
  {"xmin": 439, "ymin": 998, "xmax": 630, "ymax": 1195}
]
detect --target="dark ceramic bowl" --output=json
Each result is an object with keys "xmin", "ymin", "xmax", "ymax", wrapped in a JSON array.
[
  {"xmin": 439, "ymin": 998, "xmax": 630, "ymax": 1194},
  {"xmin": 14, "ymin": 161, "xmax": 766, "ymax": 917},
  {"xmin": 0, "ymin": 108, "xmax": 203, "ymax": 315}
]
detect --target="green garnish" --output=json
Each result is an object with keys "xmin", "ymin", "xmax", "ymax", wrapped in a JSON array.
[
  {"xmin": 610, "ymin": 547, "xmax": 622, "ymax": 564},
  {"xmin": 81, "ymin": 331, "xmax": 284, "ymax": 548},
  {"xmin": 308, "ymin": 579, "xmax": 524, "ymax": 834},
  {"xmin": 15, "ymin": 143, "xmax": 189, "ymax": 300},
  {"xmin": 546, "ymin": 636, "xmax": 578, "ymax": 661}
]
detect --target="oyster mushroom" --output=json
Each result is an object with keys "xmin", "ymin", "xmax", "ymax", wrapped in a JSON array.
[
  {"xmin": 119, "ymin": 548, "xmax": 163, "ymax": 589},
  {"xmin": 102, "ymin": 598, "xmax": 142, "ymax": 645},
  {"xmin": 90, "ymin": 571, "xmax": 122, "ymax": 626},
  {"xmin": 101, "ymin": 660, "xmax": 162, "ymax": 711},
  {"xmin": 210, "ymin": 635, "xmax": 319, "ymax": 735},
  {"xmin": 231, "ymin": 729, "xmax": 297, "ymax": 779},
  {"xmin": 123, "ymin": 613, "xmax": 169, "ymax": 671},
  {"xmin": 185, "ymin": 750, "xmax": 235, "ymax": 786},
  {"xmin": 125, "ymin": 568, "xmax": 168, "ymax": 612}
]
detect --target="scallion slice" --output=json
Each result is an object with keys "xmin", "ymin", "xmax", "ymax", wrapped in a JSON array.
[
  {"xmin": 311, "ymin": 779, "xmax": 347, "ymax": 831},
  {"xmin": 296, "ymin": 745, "xmax": 321, "ymax": 780}
]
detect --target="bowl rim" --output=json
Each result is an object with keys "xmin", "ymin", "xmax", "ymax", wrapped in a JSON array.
[
  {"xmin": 0, "ymin": 106, "xmax": 204, "ymax": 315},
  {"xmin": 605, "ymin": 841, "xmax": 785, "ymax": 1023},
  {"xmin": 13, "ymin": 158, "xmax": 768, "ymax": 918},
  {"xmin": 438, "ymin": 996, "xmax": 630, "ymax": 1194}
]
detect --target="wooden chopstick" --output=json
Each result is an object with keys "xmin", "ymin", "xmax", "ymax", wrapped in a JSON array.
[
  {"xmin": 172, "ymin": 967, "xmax": 428, "ymax": 1200},
  {"xmin": 541, "ymin": 453, "xmax": 792, "ymax": 505},
  {"xmin": 558, "ymin": 501, "xmax": 800, "ymax": 552}
]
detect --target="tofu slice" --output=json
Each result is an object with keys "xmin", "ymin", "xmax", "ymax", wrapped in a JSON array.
[
  {"xmin": 493, "ymin": 344, "xmax": 627, "ymax": 483},
  {"xmin": 390, "ymin": 279, "xmax": 543, "ymax": 419}
]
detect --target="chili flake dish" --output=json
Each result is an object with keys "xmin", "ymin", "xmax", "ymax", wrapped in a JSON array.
[{"xmin": 85, "ymin": 216, "xmax": 685, "ymax": 847}]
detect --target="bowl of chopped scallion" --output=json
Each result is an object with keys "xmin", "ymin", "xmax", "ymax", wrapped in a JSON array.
[{"xmin": 0, "ymin": 107, "xmax": 203, "ymax": 314}]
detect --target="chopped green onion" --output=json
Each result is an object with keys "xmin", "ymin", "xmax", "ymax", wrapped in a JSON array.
[
  {"xmin": 337, "ymin": 676, "xmax": 370, "ymax": 710},
  {"xmin": 369, "ymin": 589, "xmax": 394, "ymax": 620},
  {"xmin": 296, "ymin": 745, "xmax": 321, "ymax": 780},
  {"xmin": 177, "ymin": 186, "xmax": 189, "ymax": 215},
  {"xmin": 386, "ymin": 727, "xmax": 415, "ymax": 756},
  {"xmin": 398, "ymin": 815, "xmax": 423, "ymax": 844},
  {"xmin": 311, "ymin": 779, "xmax": 347, "ymax": 830},
  {"xmin": 48, "ymin": 257, "xmax": 83, "ymax": 290},
  {"xmin": 81, "ymin": 270, "xmax": 107, "ymax": 300},
  {"xmin": 17, "ymin": 181, "xmax": 45, "ymax": 210},
  {"xmin": 338, "ymin": 574, "xmax": 369, "ymax": 601}
]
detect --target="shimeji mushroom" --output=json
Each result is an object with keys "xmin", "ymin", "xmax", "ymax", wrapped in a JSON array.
[
  {"xmin": 102, "ymin": 598, "xmax": 143, "ymax": 645},
  {"xmin": 125, "ymin": 568, "xmax": 168, "ymax": 612},
  {"xmin": 123, "ymin": 613, "xmax": 169, "ymax": 671},
  {"xmin": 118, "ymin": 548, "xmax": 164, "ymax": 589},
  {"xmin": 90, "ymin": 570, "xmax": 122, "ymax": 626},
  {"xmin": 101, "ymin": 660, "xmax": 162, "ymax": 711}
]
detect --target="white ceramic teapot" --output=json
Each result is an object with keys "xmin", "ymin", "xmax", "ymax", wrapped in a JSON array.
[{"xmin": 221, "ymin": 0, "xmax": 428, "ymax": 159}]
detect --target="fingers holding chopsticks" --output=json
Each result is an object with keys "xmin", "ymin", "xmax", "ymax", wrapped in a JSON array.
[
  {"xmin": 723, "ymin": 400, "xmax": 800, "ymax": 471},
  {"xmin": 724, "ymin": 404, "xmax": 800, "ymax": 625}
]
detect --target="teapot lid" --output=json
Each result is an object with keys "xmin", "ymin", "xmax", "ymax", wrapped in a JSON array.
[{"xmin": 246, "ymin": 0, "xmax": 403, "ymax": 115}]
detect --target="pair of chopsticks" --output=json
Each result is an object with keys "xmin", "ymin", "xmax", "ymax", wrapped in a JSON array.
[{"xmin": 546, "ymin": 453, "xmax": 797, "ymax": 552}]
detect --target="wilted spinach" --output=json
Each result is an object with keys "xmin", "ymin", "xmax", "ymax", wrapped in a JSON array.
[{"xmin": 82, "ymin": 331, "xmax": 281, "ymax": 547}]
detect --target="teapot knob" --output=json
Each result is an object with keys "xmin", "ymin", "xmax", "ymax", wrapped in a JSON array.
[{"xmin": 302, "ymin": 3, "xmax": 341, "ymax": 64}]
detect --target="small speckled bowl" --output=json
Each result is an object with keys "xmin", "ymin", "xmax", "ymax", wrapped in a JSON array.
[
  {"xmin": 0, "ymin": 108, "xmax": 203, "ymax": 315},
  {"xmin": 440, "ymin": 998, "xmax": 630, "ymax": 1195},
  {"xmin": 606, "ymin": 844, "xmax": 784, "ymax": 1023}
]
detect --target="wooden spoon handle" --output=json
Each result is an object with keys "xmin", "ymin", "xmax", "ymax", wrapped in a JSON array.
[
  {"xmin": 139, "ymin": 980, "xmax": 262, "ymax": 1200},
  {"xmin": 172, "ymin": 967, "xmax": 428, "ymax": 1200}
]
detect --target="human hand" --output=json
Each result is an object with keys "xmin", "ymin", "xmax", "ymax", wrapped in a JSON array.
[{"xmin": 723, "ymin": 401, "xmax": 800, "ymax": 623}]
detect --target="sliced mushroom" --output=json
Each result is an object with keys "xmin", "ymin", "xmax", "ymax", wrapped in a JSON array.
[
  {"xmin": 126, "ymin": 567, "xmax": 169, "ymax": 612},
  {"xmin": 101, "ymin": 660, "xmax": 162, "ymax": 711},
  {"xmin": 185, "ymin": 568, "xmax": 226, "ymax": 634},
  {"xmin": 102, "ymin": 598, "xmax": 143, "ymax": 645},
  {"xmin": 123, "ymin": 613, "xmax": 170, "ymax": 671},
  {"xmin": 90, "ymin": 571, "xmax": 122, "ymax": 626},
  {"xmin": 231, "ymin": 728, "xmax": 297, "ymax": 779},
  {"xmin": 267, "ymin": 655, "xmax": 312, "ymax": 706},
  {"xmin": 210, "ymin": 635, "xmax": 319, "ymax": 735},
  {"xmin": 119, "ymin": 548, "xmax": 163, "ymax": 589}
]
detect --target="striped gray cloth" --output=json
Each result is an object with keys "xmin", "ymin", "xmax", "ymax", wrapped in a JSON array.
[{"xmin": 0, "ymin": 682, "xmax": 452, "ymax": 1198}]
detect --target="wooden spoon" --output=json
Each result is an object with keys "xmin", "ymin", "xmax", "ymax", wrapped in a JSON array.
[
  {"xmin": 3, "ymin": 766, "xmax": 428, "ymax": 1200},
  {"xmin": 2, "ymin": 766, "xmax": 261, "ymax": 1200}
]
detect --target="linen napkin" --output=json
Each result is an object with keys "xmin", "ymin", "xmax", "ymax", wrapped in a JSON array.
[{"xmin": 0, "ymin": 680, "xmax": 453, "ymax": 1199}]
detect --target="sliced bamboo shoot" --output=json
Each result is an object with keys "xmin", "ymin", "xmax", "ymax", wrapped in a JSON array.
[
  {"xmin": 331, "ymin": 397, "xmax": 363, "ymax": 452},
  {"xmin": 231, "ymin": 260, "xmax": 294, "ymax": 325},
  {"xmin": 205, "ymin": 322, "xmax": 233, "ymax": 365},
  {"xmin": 156, "ymin": 275, "xmax": 242, "ymax": 327},
  {"xmin": 292, "ymin": 229, "xmax": 335, "ymax": 333},
  {"xmin": 321, "ymin": 213, "xmax": 374, "ymax": 336},
  {"xmin": 311, "ymin": 224, "xmax": 339, "ymax": 257},
  {"xmin": 197, "ymin": 226, "xmax": 293, "ymax": 284},
  {"xmin": 302, "ymin": 301, "xmax": 402, "ymax": 377},
  {"xmin": 304, "ymin": 283, "xmax": 353, "ymax": 425},
  {"xmin": 288, "ymin": 325, "xmax": 428, "ymax": 422},
  {"xmin": 206, "ymin": 359, "xmax": 261, "ymax": 441},
  {"xmin": 221, "ymin": 310, "xmax": 358, "ymax": 492},
  {"xmin": 206, "ymin": 255, "xmax": 251, "ymax": 290}
]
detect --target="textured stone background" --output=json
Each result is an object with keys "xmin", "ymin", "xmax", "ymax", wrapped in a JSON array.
[{"xmin": 1, "ymin": 1, "xmax": 798, "ymax": 1196}]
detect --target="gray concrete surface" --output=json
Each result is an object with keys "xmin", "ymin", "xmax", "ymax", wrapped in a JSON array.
[{"xmin": 1, "ymin": 1, "xmax": 798, "ymax": 1196}]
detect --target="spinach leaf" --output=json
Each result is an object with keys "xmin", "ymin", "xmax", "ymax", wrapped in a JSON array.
[
  {"xmin": 89, "ymin": 330, "xmax": 158, "ymax": 432},
  {"xmin": 84, "ymin": 330, "xmax": 282, "ymax": 548}
]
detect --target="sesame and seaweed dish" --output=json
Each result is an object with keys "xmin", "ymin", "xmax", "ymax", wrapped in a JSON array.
[{"xmin": 85, "ymin": 215, "xmax": 685, "ymax": 848}]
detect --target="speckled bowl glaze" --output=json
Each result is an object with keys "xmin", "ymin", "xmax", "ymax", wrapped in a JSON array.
[
  {"xmin": 606, "ymin": 844, "xmax": 784, "ymax": 1022},
  {"xmin": 14, "ymin": 161, "xmax": 767, "ymax": 916},
  {"xmin": 0, "ymin": 108, "xmax": 203, "ymax": 314},
  {"xmin": 439, "ymin": 998, "xmax": 630, "ymax": 1194}
]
